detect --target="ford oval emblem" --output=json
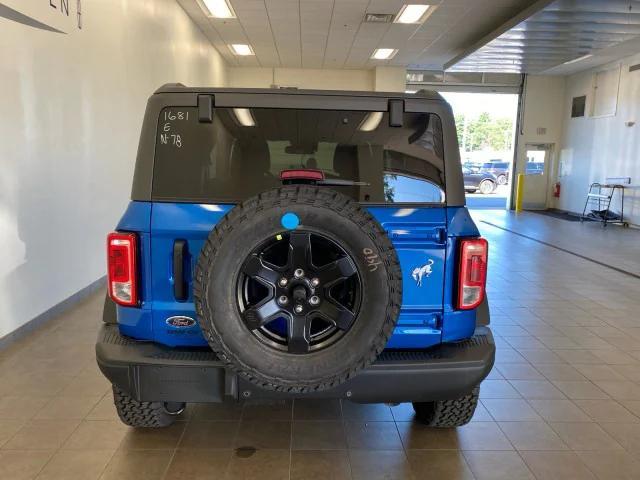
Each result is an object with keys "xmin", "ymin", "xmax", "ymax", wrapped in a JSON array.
[{"xmin": 166, "ymin": 316, "xmax": 196, "ymax": 328}]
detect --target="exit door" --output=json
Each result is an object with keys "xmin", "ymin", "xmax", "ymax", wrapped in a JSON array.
[{"xmin": 521, "ymin": 144, "xmax": 553, "ymax": 210}]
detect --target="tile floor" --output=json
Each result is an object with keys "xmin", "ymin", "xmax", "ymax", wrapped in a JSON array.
[
  {"xmin": 2, "ymin": 213, "xmax": 640, "ymax": 479},
  {"xmin": 474, "ymin": 209, "xmax": 640, "ymax": 276}
]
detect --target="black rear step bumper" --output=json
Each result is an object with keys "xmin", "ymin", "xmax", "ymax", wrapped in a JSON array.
[{"xmin": 96, "ymin": 324, "xmax": 495, "ymax": 404}]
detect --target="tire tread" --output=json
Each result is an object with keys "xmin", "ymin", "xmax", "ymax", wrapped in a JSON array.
[
  {"xmin": 412, "ymin": 386, "xmax": 480, "ymax": 428},
  {"xmin": 193, "ymin": 186, "xmax": 402, "ymax": 393},
  {"xmin": 112, "ymin": 386, "xmax": 176, "ymax": 428}
]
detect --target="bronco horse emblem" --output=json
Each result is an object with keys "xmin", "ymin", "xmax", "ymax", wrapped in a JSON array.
[{"xmin": 411, "ymin": 259, "xmax": 434, "ymax": 287}]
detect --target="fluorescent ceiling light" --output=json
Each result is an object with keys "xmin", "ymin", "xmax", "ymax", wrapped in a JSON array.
[
  {"xmin": 233, "ymin": 108, "xmax": 255, "ymax": 127},
  {"xmin": 563, "ymin": 54, "xmax": 593, "ymax": 65},
  {"xmin": 359, "ymin": 112, "xmax": 384, "ymax": 131},
  {"xmin": 229, "ymin": 44, "xmax": 254, "ymax": 56},
  {"xmin": 395, "ymin": 4, "xmax": 431, "ymax": 24},
  {"xmin": 371, "ymin": 48, "xmax": 398, "ymax": 60},
  {"xmin": 200, "ymin": 0, "xmax": 236, "ymax": 18}
]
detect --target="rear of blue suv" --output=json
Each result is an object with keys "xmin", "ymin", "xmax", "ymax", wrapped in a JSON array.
[{"xmin": 97, "ymin": 86, "xmax": 494, "ymax": 428}]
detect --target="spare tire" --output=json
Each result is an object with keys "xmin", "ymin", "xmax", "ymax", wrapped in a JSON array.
[{"xmin": 194, "ymin": 186, "xmax": 401, "ymax": 393}]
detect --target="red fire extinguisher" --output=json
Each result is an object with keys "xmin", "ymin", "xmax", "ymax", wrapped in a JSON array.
[{"xmin": 553, "ymin": 182, "xmax": 561, "ymax": 198}]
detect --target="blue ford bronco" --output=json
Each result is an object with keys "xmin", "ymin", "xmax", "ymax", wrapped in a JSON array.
[{"xmin": 96, "ymin": 85, "xmax": 494, "ymax": 428}]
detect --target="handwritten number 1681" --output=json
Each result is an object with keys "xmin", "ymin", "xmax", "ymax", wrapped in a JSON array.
[{"xmin": 163, "ymin": 110, "xmax": 189, "ymax": 121}]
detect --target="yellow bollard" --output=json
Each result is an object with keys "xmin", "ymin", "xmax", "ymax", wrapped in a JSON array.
[{"xmin": 515, "ymin": 174, "xmax": 524, "ymax": 213}]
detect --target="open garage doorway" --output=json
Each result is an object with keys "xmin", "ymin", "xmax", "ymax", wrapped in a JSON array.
[{"xmin": 440, "ymin": 92, "xmax": 519, "ymax": 209}]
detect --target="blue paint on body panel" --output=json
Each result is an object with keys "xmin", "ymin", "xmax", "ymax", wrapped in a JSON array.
[{"xmin": 113, "ymin": 201, "xmax": 481, "ymax": 349}]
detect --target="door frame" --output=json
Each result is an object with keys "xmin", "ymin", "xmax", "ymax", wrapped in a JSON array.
[
  {"xmin": 521, "ymin": 142, "xmax": 555, "ymax": 210},
  {"xmin": 428, "ymin": 87, "xmax": 523, "ymax": 211}
]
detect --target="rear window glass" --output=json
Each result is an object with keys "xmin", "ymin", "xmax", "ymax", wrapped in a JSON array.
[{"xmin": 152, "ymin": 107, "xmax": 445, "ymax": 204}]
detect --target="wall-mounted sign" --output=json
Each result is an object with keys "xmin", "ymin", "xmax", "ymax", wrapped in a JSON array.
[{"xmin": 0, "ymin": 0, "xmax": 82, "ymax": 34}]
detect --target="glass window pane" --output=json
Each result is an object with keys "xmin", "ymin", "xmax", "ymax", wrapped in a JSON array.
[
  {"xmin": 384, "ymin": 174, "xmax": 444, "ymax": 203},
  {"xmin": 525, "ymin": 150, "xmax": 545, "ymax": 175},
  {"xmin": 152, "ymin": 107, "xmax": 445, "ymax": 204}
]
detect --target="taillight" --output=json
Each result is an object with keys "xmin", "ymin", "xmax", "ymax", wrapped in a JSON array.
[
  {"xmin": 107, "ymin": 232, "xmax": 139, "ymax": 307},
  {"xmin": 457, "ymin": 238, "xmax": 488, "ymax": 310}
]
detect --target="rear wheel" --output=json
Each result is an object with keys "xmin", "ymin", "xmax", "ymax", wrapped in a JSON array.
[
  {"xmin": 412, "ymin": 387, "xmax": 479, "ymax": 428},
  {"xmin": 497, "ymin": 174, "xmax": 507, "ymax": 185},
  {"xmin": 479, "ymin": 180, "xmax": 496, "ymax": 195},
  {"xmin": 113, "ymin": 386, "xmax": 185, "ymax": 428}
]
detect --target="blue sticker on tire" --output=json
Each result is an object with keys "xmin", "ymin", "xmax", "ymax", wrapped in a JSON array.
[{"xmin": 281, "ymin": 212, "xmax": 300, "ymax": 230}]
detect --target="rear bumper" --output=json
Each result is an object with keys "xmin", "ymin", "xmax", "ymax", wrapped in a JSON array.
[{"xmin": 95, "ymin": 324, "xmax": 495, "ymax": 404}]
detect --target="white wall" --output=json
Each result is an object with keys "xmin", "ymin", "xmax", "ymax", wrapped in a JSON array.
[
  {"xmin": 556, "ymin": 53, "xmax": 640, "ymax": 224},
  {"xmin": 227, "ymin": 66, "xmax": 405, "ymax": 92},
  {"xmin": 373, "ymin": 66, "xmax": 407, "ymax": 92},
  {"xmin": 0, "ymin": 0, "xmax": 227, "ymax": 339},
  {"xmin": 516, "ymin": 75, "xmax": 566, "ymax": 207},
  {"xmin": 228, "ymin": 67, "xmax": 374, "ymax": 90}
]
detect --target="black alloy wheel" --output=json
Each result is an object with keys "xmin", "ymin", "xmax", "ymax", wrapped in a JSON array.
[{"xmin": 237, "ymin": 231, "xmax": 362, "ymax": 354}]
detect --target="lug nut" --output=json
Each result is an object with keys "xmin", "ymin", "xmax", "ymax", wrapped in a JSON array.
[
  {"xmin": 311, "ymin": 278, "xmax": 320, "ymax": 287},
  {"xmin": 278, "ymin": 295, "xmax": 289, "ymax": 306},
  {"xmin": 278, "ymin": 277, "xmax": 288, "ymax": 287},
  {"xmin": 294, "ymin": 269, "xmax": 304, "ymax": 278},
  {"xmin": 309, "ymin": 296, "xmax": 320, "ymax": 306},
  {"xmin": 294, "ymin": 304, "xmax": 304, "ymax": 314}
]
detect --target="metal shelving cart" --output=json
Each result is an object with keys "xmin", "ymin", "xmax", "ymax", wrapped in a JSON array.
[{"xmin": 581, "ymin": 182, "xmax": 629, "ymax": 227}]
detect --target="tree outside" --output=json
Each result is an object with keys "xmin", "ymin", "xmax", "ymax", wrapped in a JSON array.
[
  {"xmin": 440, "ymin": 92, "xmax": 518, "ymax": 207},
  {"xmin": 455, "ymin": 111, "xmax": 514, "ymax": 154}
]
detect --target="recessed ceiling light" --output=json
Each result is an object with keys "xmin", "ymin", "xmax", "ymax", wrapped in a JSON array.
[
  {"xmin": 200, "ymin": 0, "xmax": 236, "ymax": 18},
  {"xmin": 563, "ymin": 54, "xmax": 593, "ymax": 65},
  {"xmin": 371, "ymin": 48, "xmax": 398, "ymax": 60},
  {"xmin": 233, "ymin": 108, "xmax": 255, "ymax": 127},
  {"xmin": 229, "ymin": 44, "xmax": 254, "ymax": 56},
  {"xmin": 395, "ymin": 4, "xmax": 432, "ymax": 24},
  {"xmin": 359, "ymin": 112, "xmax": 384, "ymax": 132}
]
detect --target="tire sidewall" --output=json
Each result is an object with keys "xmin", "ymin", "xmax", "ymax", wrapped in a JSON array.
[{"xmin": 196, "ymin": 188, "xmax": 401, "ymax": 390}]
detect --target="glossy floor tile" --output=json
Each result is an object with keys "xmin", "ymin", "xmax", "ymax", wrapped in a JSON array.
[{"xmin": 1, "ymin": 211, "xmax": 640, "ymax": 478}]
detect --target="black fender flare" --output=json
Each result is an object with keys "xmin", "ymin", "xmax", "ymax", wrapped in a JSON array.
[
  {"xmin": 475, "ymin": 295, "xmax": 490, "ymax": 326},
  {"xmin": 103, "ymin": 294, "xmax": 117, "ymax": 325}
]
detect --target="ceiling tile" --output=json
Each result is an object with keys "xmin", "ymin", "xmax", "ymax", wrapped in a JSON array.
[{"xmin": 176, "ymin": 0, "xmax": 582, "ymax": 70}]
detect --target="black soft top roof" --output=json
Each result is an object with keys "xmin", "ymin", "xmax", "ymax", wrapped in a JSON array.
[{"xmin": 154, "ymin": 83, "xmax": 445, "ymax": 102}]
